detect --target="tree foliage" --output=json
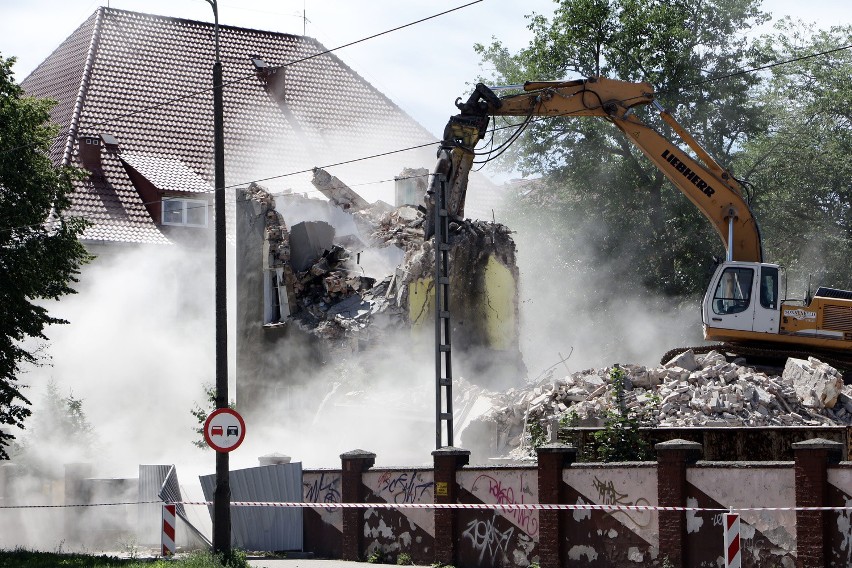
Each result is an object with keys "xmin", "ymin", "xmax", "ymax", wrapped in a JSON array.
[
  {"xmin": 477, "ymin": 0, "xmax": 769, "ymax": 296},
  {"xmin": 736, "ymin": 22, "xmax": 852, "ymax": 294},
  {"xmin": 0, "ymin": 54, "xmax": 90, "ymax": 459}
]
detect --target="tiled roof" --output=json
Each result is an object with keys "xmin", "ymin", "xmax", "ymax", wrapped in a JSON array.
[
  {"xmin": 20, "ymin": 8, "xmax": 437, "ymax": 245},
  {"xmin": 121, "ymin": 152, "xmax": 212, "ymax": 194}
]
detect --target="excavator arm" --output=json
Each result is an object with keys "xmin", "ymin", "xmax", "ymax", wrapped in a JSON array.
[{"xmin": 426, "ymin": 77, "xmax": 762, "ymax": 263}]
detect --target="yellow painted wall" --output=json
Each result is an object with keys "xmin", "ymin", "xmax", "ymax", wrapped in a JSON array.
[
  {"xmin": 408, "ymin": 277, "xmax": 435, "ymax": 328},
  {"xmin": 408, "ymin": 255, "xmax": 517, "ymax": 350},
  {"xmin": 483, "ymin": 255, "xmax": 516, "ymax": 350}
]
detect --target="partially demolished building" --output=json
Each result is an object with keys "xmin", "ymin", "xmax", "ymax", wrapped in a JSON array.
[{"xmin": 236, "ymin": 170, "xmax": 524, "ymax": 416}]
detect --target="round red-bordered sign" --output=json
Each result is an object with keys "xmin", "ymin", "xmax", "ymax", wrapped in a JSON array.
[{"xmin": 203, "ymin": 408, "xmax": 246, "ymax": 453}]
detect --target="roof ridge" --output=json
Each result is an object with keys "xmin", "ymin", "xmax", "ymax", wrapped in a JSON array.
[
  {"xmin": 61, "ymin": 6, "xmax": 105, "ymax": 167},
  {"xmin": 311, "ymin": 48, "xmax": 438, "ymax": 142},
  {"xmin": 100, "ymin": 6, "xmax": 306, "ymax": 41}
]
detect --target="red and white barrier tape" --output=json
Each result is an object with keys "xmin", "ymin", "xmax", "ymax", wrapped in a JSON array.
[
  {"xmin": 2, "ymin": 500, "xmax": 851, "ymax": 512},
  {"xmin": 175, "ymin": 501, "xmax": 852, "ymax": 513}
]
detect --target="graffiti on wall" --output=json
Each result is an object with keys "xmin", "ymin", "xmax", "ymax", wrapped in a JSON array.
[
  {"xmin": 458, "ymin": 469, "xmax": 539, "ymax": 567},
  {"xmin": 470, "ymin": 473, "xmax": 539, "ymax": 536},
  {"xmin": 689, "ymin": 466, "xmax": 795, "ymax": 560},
  {"xmin": 592, "ymin": 475, "xmax": 652, "ymax": 528},
  {"xmin": 463, "ymin": 513, "xmax": 515, "ymax": 564},
  {"xmin": 302, "ymin": 471, "xmax": 342, "ymax": 531},
  {"xmin": 460, "ymin": 469, "xmax": 539, "ymax": 537},
  {"xmin": 364, "ymin": 470, "xmax": 435, "ymax": 538},
  {"xmin": 375, "ymin": 470, "xmax": 434, "ymax": 504},
  {"xmin": 565, "ymin": 467, "xmax": 658, "ymax": 547}
]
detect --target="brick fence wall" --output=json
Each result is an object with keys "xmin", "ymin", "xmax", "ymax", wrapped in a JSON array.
[{"xmin": 301, "ymin": 438, "xmax": 852, "ymax": 568}]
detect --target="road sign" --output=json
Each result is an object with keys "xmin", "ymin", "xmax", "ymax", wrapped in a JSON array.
[{"xmin": 204, "ymin": 408, "xmax": 246, "ymax": 453}]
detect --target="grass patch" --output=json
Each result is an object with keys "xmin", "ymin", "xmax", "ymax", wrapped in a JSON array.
[{"xmin": 0, "ymin": 549, "xmax": 249, "ymax": 568}]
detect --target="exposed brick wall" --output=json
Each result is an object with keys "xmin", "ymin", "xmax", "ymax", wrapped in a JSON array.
[
  {"xmin": 793, "ymin": 439, "xmax": 843, "ymax": 568},
  {"xmin": 432, "ymin": 447, "xmax": 469, "ymax": 567},
  {"xmin": 536, "ymin": 443, "xmax": 576, "ymax": 568},
  {"xmin": 656, "ymin": 439, "xmax": 701, "ymax": 568},
  {"xmin": 340, "ymin": 449, "xmax": 375, "ymax": 561}
]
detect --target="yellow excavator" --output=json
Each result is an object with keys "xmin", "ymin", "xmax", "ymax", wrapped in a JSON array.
[{"xmin": 425, "ymin": 77, "xmax": 852, "ymax": 370}]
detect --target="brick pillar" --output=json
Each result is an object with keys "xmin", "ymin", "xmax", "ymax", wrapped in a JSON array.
[
  {"xmin": 340, "ymin": 449, "xmax": 375, "ymax": 561},
  {"xmin": 432, "ymin": 447, "xmax": 470, "ymax": 567},
  {"xmin": 536, "ymin": 443, "xmax": 577, "ymax": 568},
  {"xmin": 793, "ymin": 438, "xmax": 843, "ymax": 568},
  {"xmin": 656, "ymin": 439, "xmax": 702, "ymax": 568},
  {"xmin": 65, "ymin": 462, "xmax": 92, "ymax": 545}
]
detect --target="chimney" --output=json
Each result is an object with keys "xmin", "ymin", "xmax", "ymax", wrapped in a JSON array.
[
  {"xmin": 77, "ymin": 133, "xmax": 119, "ymax": 177},
  {"xmin": 77, "ymin": 136, "xmax": 102, "ymax": 173}
]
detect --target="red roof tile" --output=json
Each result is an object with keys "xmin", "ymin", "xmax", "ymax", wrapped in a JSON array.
[{"xmin": 20, "ymin": 7, "xmax": 437, "ymax": 245}]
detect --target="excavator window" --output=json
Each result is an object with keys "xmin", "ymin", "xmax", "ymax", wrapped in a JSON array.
[
  {"xmin": 760, "ymin": 266, "xmax": 779, "ymax": 310},
  {"xmin": 713, "ymin": 267, "xmax": 754, "ymax": 315}
]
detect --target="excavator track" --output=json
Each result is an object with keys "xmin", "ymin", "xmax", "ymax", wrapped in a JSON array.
[{"xmin": 661, "ymin": 344, "xmax": 852, "ymax": 383}]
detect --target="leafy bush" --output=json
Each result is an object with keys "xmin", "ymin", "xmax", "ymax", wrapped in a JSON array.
[{"xmin": 591, "ymin": 365, "xmax": 654, "ymax": 462}]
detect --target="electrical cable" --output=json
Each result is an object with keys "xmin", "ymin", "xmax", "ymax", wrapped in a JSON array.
[
  {"xmin": 663, "ymin": 42, "xmax": 852, "ymax": 94},
  {"xmin": 4, "ymin": 35, "xmax": 850, "ymax": 233}
]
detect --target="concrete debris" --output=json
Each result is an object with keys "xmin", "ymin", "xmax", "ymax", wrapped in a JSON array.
[
  {"xmin": 311, "ymin": 167, "xmax": 371, "ymax": 212},
  {"xmin": 462, "ymin": 351, "xmax": 852, "ymax": 458},
  {"xmin": 784, "ymin": 357, "xmax": 844, "ymax": 409}
]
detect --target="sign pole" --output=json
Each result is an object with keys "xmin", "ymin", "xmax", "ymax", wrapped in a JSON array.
[{"xmin": 204, "ymin": 0, "xmax": 230, "ymax": 556}]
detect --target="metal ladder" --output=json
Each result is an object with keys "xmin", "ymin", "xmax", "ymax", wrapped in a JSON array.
[{"xmin": 433, "ymin": 171, "xmax": 453, "ymax": 449}]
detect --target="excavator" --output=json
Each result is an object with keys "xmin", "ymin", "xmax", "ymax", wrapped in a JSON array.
[{"xmin": 424, "ymin": 77, "xmax": 852, "ymax": 370}]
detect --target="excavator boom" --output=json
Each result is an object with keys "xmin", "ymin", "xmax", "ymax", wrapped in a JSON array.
[{"xmin": 429, "ymin": 77, "xmax": 762, "ymax": 263}]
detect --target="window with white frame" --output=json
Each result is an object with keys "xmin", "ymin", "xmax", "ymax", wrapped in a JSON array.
[{"xmin": 162, "ymin": 197, "xmax": 208, "ymax": 227}]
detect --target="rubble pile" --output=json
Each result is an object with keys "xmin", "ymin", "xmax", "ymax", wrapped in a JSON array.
[{"xmin": 474, "ymin": 351, "xmax": 851, "ymax": 455}]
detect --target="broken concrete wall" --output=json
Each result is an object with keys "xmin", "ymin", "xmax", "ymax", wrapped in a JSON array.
[
  {"xmin": 235, "ymin": 185, "xmax": 323, "ymax": 417},
  {"xmin": 236, "ymin": 174, "xmax": 525, "ymax": 417},
  {"xmin": 394, "ymin": 167, "xmax": 429, "ymax": 208}
]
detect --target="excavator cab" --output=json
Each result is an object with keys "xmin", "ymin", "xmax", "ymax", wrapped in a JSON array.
[{"xmin": 703, "ymin": 261, "xmax": 782, "ymax": 339}]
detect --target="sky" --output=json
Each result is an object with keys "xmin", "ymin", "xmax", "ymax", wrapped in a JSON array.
[{"xmin": 1, "ymin": 0, "xmax": 850, "ymax": 140}]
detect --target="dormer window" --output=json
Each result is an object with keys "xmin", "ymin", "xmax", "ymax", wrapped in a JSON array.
[{"xmin": 162, "ymin": 197, "xmax": 208, "ymax": 227}]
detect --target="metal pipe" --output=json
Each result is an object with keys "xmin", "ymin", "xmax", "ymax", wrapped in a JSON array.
[{"xmin": 727, "ymin": 215, "xmax": 734, "ymax": 263}]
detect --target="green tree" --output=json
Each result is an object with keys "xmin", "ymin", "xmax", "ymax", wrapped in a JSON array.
[
  {"xmin": 736, "ymin": 22, "xmax": 852, "ymax": 293},
  {"xmin": 478, "ymin": 0, "xmax": 769, "ymax": 296},
  {"xmin": 0, "ymin": 54, "xmax": 90, "ymax": 459},
  {"xmin": 190, "ymin": 383, "xmax": 236, "ymax": 449},
  {"xmin": 31, "ymin": 380, "xmax": 95, "ymax": 455}
]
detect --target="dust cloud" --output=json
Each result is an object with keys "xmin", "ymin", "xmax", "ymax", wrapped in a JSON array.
[{"xmin": 502, "ymin": 193, "xmax": 705, "ymax": 381}]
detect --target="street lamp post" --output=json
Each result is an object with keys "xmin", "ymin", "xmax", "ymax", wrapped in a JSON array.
[{"xmin": 204, "ymin": 0, "xmax": 230, "ymax": 556}]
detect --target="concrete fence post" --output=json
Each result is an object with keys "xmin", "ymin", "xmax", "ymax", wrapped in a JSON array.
[
  {"xmin": 340, "ymin": 449, "xmax": 376, "ymax": 561},
  {"xmin": 536, "ymin": 442, "xmax": 577, "ymax": 568},
  {"xmin": 655, "ymin": 439, "xmax": 702, "ymax": 568},
  {"xmin": 432, "ymin": 447, "xmax": 470, "ymax": 567},
  {"xmin": 792, "ymin": 438, "xmax": 843, "ymax": 568}
]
